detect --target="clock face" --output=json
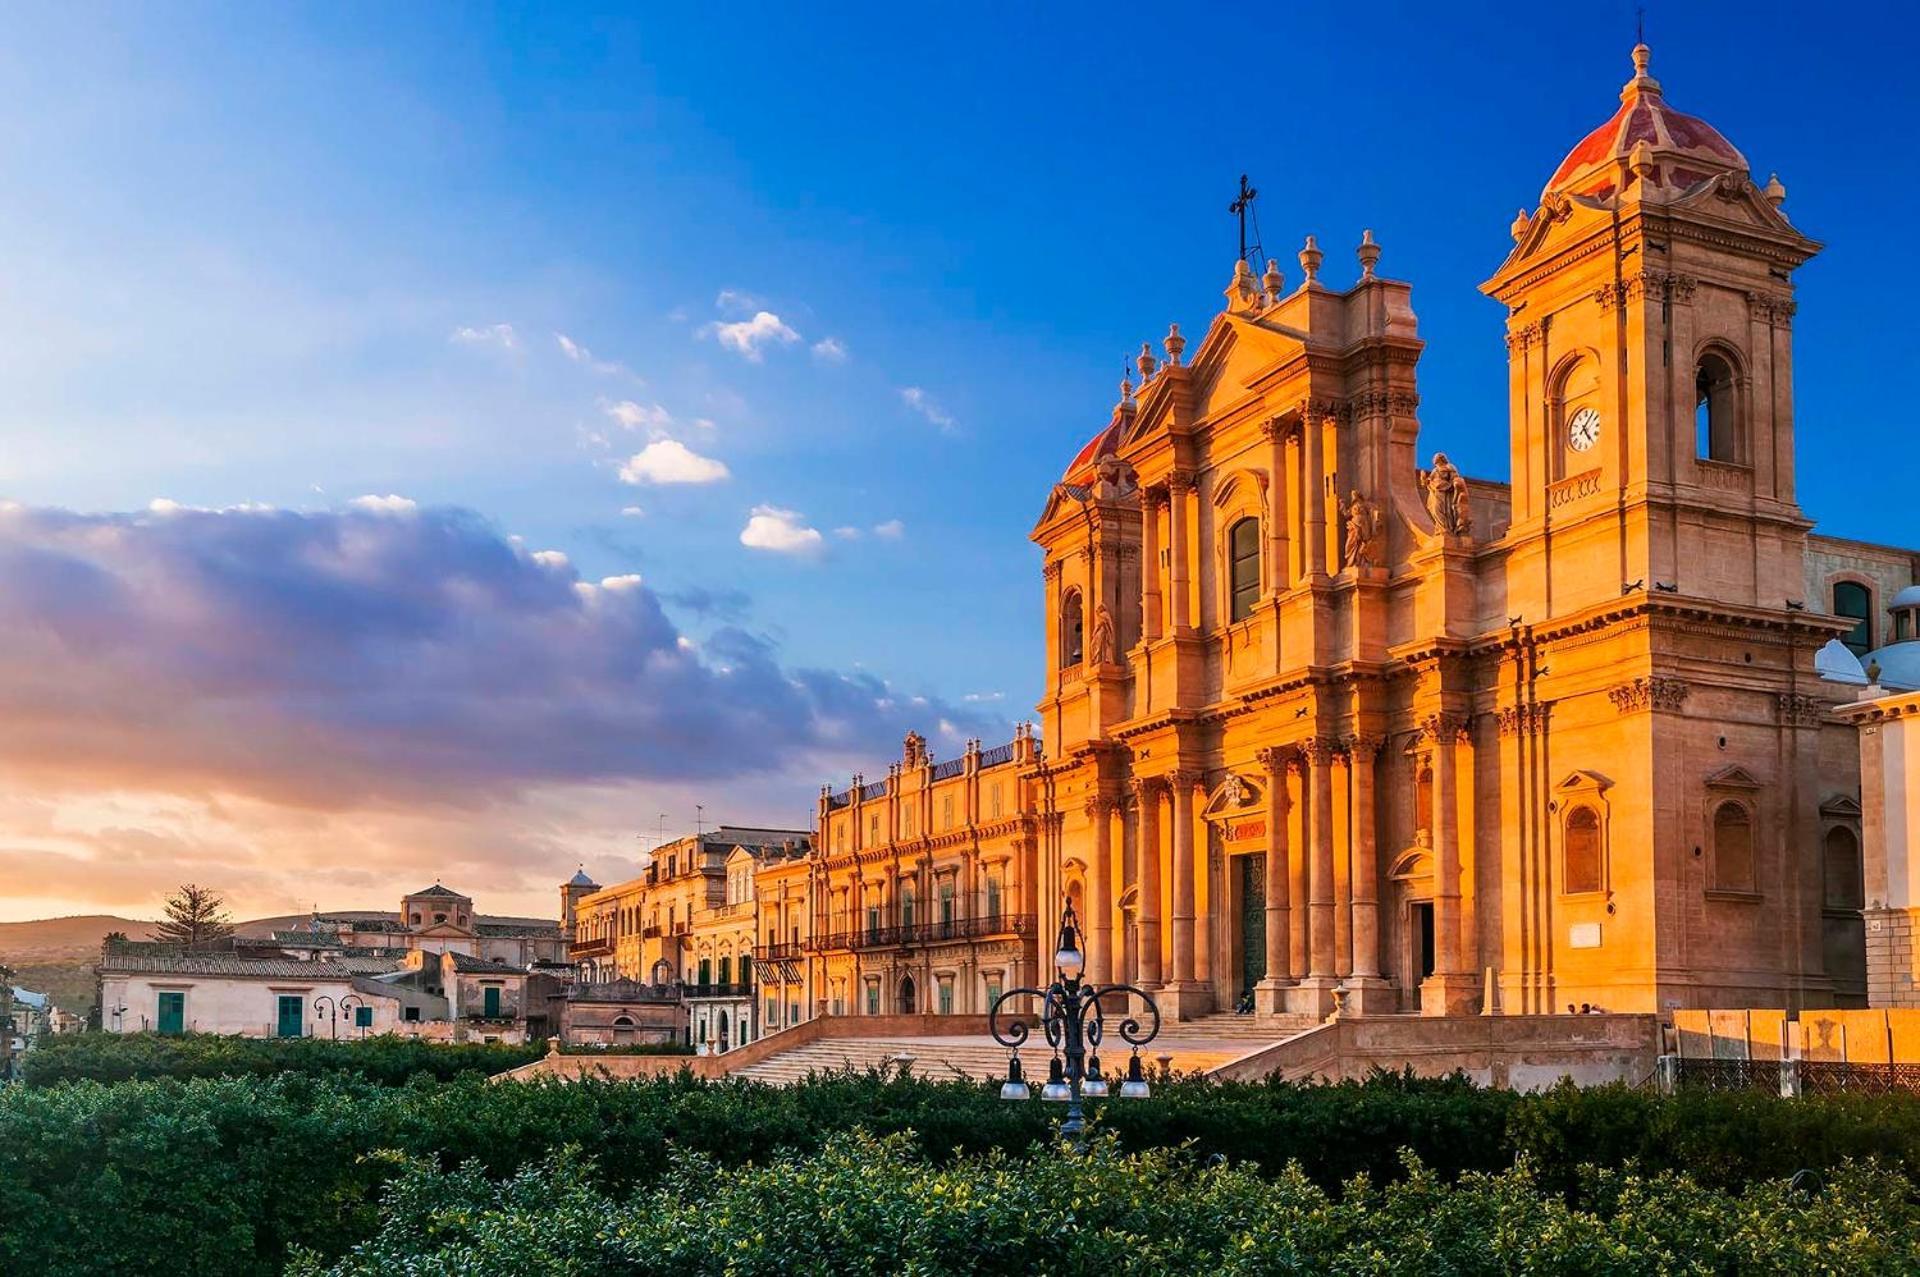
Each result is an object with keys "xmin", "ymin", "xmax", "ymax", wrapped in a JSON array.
[{"xmin": 1568, "ymin": 405, "xmax": 1602, "ymax": 452}]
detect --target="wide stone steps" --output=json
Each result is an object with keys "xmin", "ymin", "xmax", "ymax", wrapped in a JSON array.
[{"xmin": 723, "ymin": 1023, "xmax": 1320, "ymax": 1087}]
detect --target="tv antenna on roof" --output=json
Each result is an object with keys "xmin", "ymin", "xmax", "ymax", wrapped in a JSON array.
[
  {"xmin": 695, "ymin": 804, "xmax": 705, "ymax": 838},
  {"xmin": 1229, "ymin": 173, "xmax": 1264, "ymax": 273}
]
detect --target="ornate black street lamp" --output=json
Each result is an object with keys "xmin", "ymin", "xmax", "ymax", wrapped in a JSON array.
[
  {"xmin": 313, "ymin": 993, "xmax": 365, "ymax": 1041},
  {"xmin": 988, "ymin": 898, "xmax": 1160, "ymax": 1148}
]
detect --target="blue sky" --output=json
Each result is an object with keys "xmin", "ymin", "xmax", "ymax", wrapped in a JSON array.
[{"xmin": 1, "ymin": 3, "xmax": 1914, "ymax": 919}]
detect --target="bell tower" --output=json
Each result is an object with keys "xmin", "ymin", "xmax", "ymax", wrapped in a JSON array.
[{"xmin": 1483, "ymin": 43, "xmax": 1821, "ymax": 618}]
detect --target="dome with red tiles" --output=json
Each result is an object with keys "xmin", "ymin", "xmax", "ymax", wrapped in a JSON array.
[
  {"xmin": 1544, "ymin": 44, "xmax": 1746, "ymax": 201},
  {"xmin": 1061, "ymin": 419, "xmax": 1121, "ymax": 482}
]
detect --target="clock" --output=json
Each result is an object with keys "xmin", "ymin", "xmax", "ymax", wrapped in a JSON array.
[{"xmin": 1568, "ymin": 405, "xmax": 1601, "ymax": 452}]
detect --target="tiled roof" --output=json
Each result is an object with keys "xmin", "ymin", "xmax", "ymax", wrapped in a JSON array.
[
  {"xmin": 100, "ymin": 952, "xmax": 385, "ymax": 980},
  {"xmin": 408, "ymin": 884, "xmax": 469, "ymax": 899},
  {"xmin": 447, "ymin": 952, "xmax": 524, "ymax": 975}
]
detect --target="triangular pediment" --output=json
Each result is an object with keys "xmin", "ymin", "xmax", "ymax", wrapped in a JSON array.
[
  {"xmin": 1819, "ymin": 793, "xmax": 1862, "ymax": 819},
  {"xmin": 1555, "ymin": 769, "xmax": 1614, "ymax": 794},
  {"xmin": 1704, "ymin": 764, "xmax": 1763, "ymax": 790}
]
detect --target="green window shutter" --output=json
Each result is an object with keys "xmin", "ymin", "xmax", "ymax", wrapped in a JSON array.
[{"xmin": 157, "ymin": 991, "xmax": 185, "ymax": 1035}]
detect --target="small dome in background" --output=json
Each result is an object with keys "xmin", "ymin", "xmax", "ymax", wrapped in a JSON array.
[
  {"xmin": 1815, "ymin": 638, "xmax": 1867, "ymax": 685},
  {"xmin": 1890, "ymin": 584, "xmax": 1920, "ymax": 610},
  {"xmin": 568, "ymin": 868, "xmax": 598, "ymax": 888}
]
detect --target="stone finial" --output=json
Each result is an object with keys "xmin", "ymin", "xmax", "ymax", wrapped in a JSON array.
[
  {"xmin": 1763, "ymin": 172, "xmax": 1787, "ymax": 206},
  {"xmin": 1622, "ymin": 42, "xmax": 1661, "ymax": 101},
  {"xmin": 1225, "ymin": 257, "xmax": 1259, "ymax": 310},
  {"xmin": 1119, "ymin": 367, "xmax": 1135, "ymax": 407},
  {"xmin": 1137, "ymin": 342, "xmax": 1158, "ymax": 382},
  {"xmin": 1867, "ymin": 658, "xmax": 1883, "ymax": 684},
  {"xmin": 1356, "ymin": 229, "xmax": 1380, "ymax": 280},
  {"xmin": 1298, "ymin": 234, "xmax": 1323, "ymax": 285},
  {"xmin": 1510, "ymin": 207, "xmax": 1531, "ymax": 242},
  {"xmin": 1262, "ymin": 258, "xmax": 1284, "ymax": 301},
  {"xmin": 1164, "ymin": 323, "xmax": 1185, "ymax": 366},
  {"xmin": 1628, "ymin": 140, "xmax": 1655, "ymax": 185}
]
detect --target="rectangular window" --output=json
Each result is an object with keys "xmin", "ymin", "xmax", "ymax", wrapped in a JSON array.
[
  {"xmin": 276, "ymin": 995, "xmax": 304, "ymax": 1038},
  {"xmin": 985, "ymin": 974, "xmax": 1003, "ymax": 1008},
  {"xmin": 942, "ymin": 794, "xmax": 954, "ymax": 830},
  {"xmin": 404, "ymin": 1005, "xmax": 421, "ymax": 1022},
  {"xmin": 865, "ymin": 981, "xmax": 880, "ymax": 1015},
  {"xmin": 991, "ymin": 784, "xmax": 1002, "ymax": 819},
  {"xmin": 156, "ymin": 991, "xmax": 185, "ymax": 1035},
  {"xmin": 937, "ymin": 976, "xmax": 954, "ymax": 1015},
  {"xmin": 483, "ymin": 986, "xmax": 502, "ymax": 1018},
  {"xmin": 986, "ymin": 875, "xmax": 1003, "ymax": 921},
  {"xmin": 1229, "ymin": 517, "xmax": 1262, "ymax": 621}
]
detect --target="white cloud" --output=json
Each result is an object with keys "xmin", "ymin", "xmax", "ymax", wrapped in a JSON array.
[
  {"xmin": 963, "ymin": 691, "xmax": 1006, "ymax": 703},
  {"xmin": 620, "ymin": 505, "xmax": 645, "ymax": 518},
  {"xmin": 715, "ymin": 288, "xmax": 764, "ymax": 315},
  {"xmin": 739, "ymin": 505, "xmax": 823, "ymax": 555},
  {"xmin": 450, "ymin": 323, "xmax": 519, "ymax": 350},
  {"xmin": 348, "ymin": 494, "xmax": 418, "ymax": 515},
  {"xmin": 530, "ymin": 549, "xmax": 570, "ymax": 570},
  {"xmin": 556, "ymin": 332, "xmax": 631, "ymax": 376},
  {"xmin": 602, "ymin": 399, "xmax": 673, "ymax": 432},
  {"xmin": 598, "ymin": 573, "xmax": 644, "ymax": 592},
  {"xmin": 618, "ymin": 439, "xmax": 730, "ymax": 485},
  {"xmin": 833, "ymin": 526, "xmax": 862, "ymax": 540},
  {"xmin": 872, "ymin": 519, "xmax": 905, "ymax": 540},
  {"xmin": 703, "ymin": 311, "xmax": 800, "ymax": 361},
  {"xmin": 899, "ymin": 386, "xmax": 956, "ymax": 431},
  {"xmin": 811, "ymin": 336, "xmax": 849, "ymax": 364}
]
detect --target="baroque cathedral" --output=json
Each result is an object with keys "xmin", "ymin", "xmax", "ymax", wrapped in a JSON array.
[{"xmin": 1019, "ymin": 42, "xmax": 1915, "ymax": 1020}]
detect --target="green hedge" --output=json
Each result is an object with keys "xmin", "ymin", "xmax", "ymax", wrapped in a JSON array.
[
  {"xmin": 292, "ymin": 1133, "xmax": 1920, "ymax": 1276},
  {"xmin": 18, "ymin": 1031, "xmax": 544, "ymax": 1087},
  {"xmin": 5, "ymin": 1068, "xmax": 1920, "ymax": 1274}
]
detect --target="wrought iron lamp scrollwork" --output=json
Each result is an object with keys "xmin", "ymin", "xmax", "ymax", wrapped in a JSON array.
[{"xmin": 987, "ymin": 898, "xmax": 1161, "ymax": 1147}]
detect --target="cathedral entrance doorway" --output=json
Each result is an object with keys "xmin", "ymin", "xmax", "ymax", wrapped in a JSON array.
[
  {"xmin": 1410, "ymin": 902, "xmax": 1436, "ymax": 981},
  {"xmin": 1235, "ymin": 853, "xmax": 1266, "ymax": 1001}
]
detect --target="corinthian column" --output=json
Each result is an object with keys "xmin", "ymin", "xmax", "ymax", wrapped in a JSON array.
[
  {"xmin": 1427, "ymin": 713, "xmax": 1467, "ymax": 978},
  {"xmin": 1167, "ymin": 472, "xmax": 1193, "ymax": 632},
  {"xmin": 1263, "ymin": 418, "xmax": 1292, "ymax": 594},
  {"xmin": 1169, "ymin": 769, "xmax": 1199, "ymax": 983},
  {"xmin": 1304, "ymin": 739, "xmax": 1337, "ymax": 979},
  {"xmin": 1139, "ymin": 486, "xmax": 1162, "ymax": 642},
  {"xmin": 1086, "ymin": 795, "xmax": 1114, "ymax": 985},
  {"xmin": 1130, "ymin": 778, "xmax": 1163, "ymax": 987},
  {"xmin": 1348, "ymin": 734, "xmax": 1383, "ymax": 979},
  {"xmin": 1302, "ymin": 412, "xmax": 1330, "ymax": 579},
  {"xmin": 1256, "ymin": 746, "xmax": 1293, "ymax": 993}
]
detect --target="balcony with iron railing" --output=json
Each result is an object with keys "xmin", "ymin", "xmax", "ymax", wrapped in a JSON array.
[
  {"xmin": 803, "ymin": 912, "xmax": 1037, "ymax": 953},
  {"xmin": 758, "ymin": 942, "xmax": 805, "ymax": 962},
  {"xmin": 570, "ymin": 935, "xmax": 614, "ymax": 959},
  {"xmin": 683, "ymin": 982, "xmax": 755, "ymax": 1000}
]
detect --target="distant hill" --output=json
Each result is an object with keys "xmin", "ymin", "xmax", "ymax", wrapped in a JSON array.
[{"xmin": 0, "ymin": 915, "xmax": 157, "ymax": 1019}]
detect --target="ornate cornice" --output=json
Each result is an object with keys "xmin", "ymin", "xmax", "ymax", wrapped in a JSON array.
[
  {"xmin": 1042, "ymin": 560, "xmax": 1063, "ymax": 582},
  {"xmin": 1299, "ymin": 736, "xmax": 1342, "ymax": 766},
  {"xmin": 1254, "ymin": 744, "xmax": 1294, "ymax": 774},
  {"xmin": 1348, "ymin": 388, "xmax": 1419, "ymax": 419},
  {"xmin": 1746, "ymin": 290, "xmax": 1796, "ymax": 325},
  {"xmin": 1608, "ymin": 677, "xmax": 1691, "ymax": 714},
  {"xmin": 1303, "ymin": 395, "xmax": 1347, "ymax": 424}
]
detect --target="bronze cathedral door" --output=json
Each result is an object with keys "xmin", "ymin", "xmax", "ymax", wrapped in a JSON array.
[{"xmin": 1237, "ymin": 854, "xmax": 1265, "ymax": 1000}]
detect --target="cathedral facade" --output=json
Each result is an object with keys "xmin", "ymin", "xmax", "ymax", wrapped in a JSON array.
[{"xmin": 1025, "ymin": 43, "xmax": 1913, "ymax": 1020}]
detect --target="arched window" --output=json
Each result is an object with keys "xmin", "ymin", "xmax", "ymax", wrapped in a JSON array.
[
  {"xmin": 1228, "ymin": 517, "xmax": 1261, "ymax": 622},
  {"xmin": 1553, "ymin": 356, "xmax": 1602, "ymax": 479},
  {"xmin": 1834, "ymin": 581, "xmax": 1873, "ymax": 655},
  {"xmin": 1712, "ymin": 801, "xmax": 1754, "ymax": 892},
  {"xmin": 1824, "ymin": 827, "xmax": 1863, "ymax": 910},
  {"xmin": 1564, "ymin": 806, "xmax": 1603, "ymax": 894},
  {"xmin": 1695, "ymin": 352, "xmax": 1740, "ymax": 462},
  {"xmin": 1060, "ymin": 590, "xmax": 1084, "ymax": 668}
]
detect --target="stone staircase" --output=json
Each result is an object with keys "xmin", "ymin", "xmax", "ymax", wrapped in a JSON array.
[{"xmin": 723, "ymin": 1014, "xmax": 1325, "ymax": 1087}]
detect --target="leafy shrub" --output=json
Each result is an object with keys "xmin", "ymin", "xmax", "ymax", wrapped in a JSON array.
[
  {"xmin": 18, "ymin": 1031, "xmax": 543, "ymax": 1087},
  {"xmin": 290, "ymin": 1132, "xmax": 1920, "ymax": 1276},
  {"xmin": 5, "ymin": 1067, "xmax": 1920, "ymax": 1275}
]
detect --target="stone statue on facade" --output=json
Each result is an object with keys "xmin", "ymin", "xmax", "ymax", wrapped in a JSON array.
[
  {"xmin": 1088, "ymin": 602, "xmax": 1116, "ymax": 665},
  {"xmin": 1423, "ymin": 453, "xmax": 1473, "ymax": 537},
  {"xmin": 1342, "ymin": 489, "xmax": 1385, "ymax": 568}
]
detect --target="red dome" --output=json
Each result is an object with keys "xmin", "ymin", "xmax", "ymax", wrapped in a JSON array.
[
  {"xmin": 1061, "ymin": 419, "xmax": 1120, "ymax": 482},
  {"xmin": 1544, "ymin": 45, "xmax": 1745, "ymax": 201}
]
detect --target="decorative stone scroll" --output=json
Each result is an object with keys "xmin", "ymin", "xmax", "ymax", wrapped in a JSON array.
[
  {"xmin": 1494, "ymin": 702, "xmax": 1554, "ymax": 737},
  {"xmin": 1593, "ymin": 271, "xmax": 1700, "ymax": 312},
  {"xmin": 1608, "ymin": 677, "xmax": 1690, "ymax": 714},
  {"xmin": 1418, "ymin": 712, "xmax": 1470, "ymax": 746}
]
